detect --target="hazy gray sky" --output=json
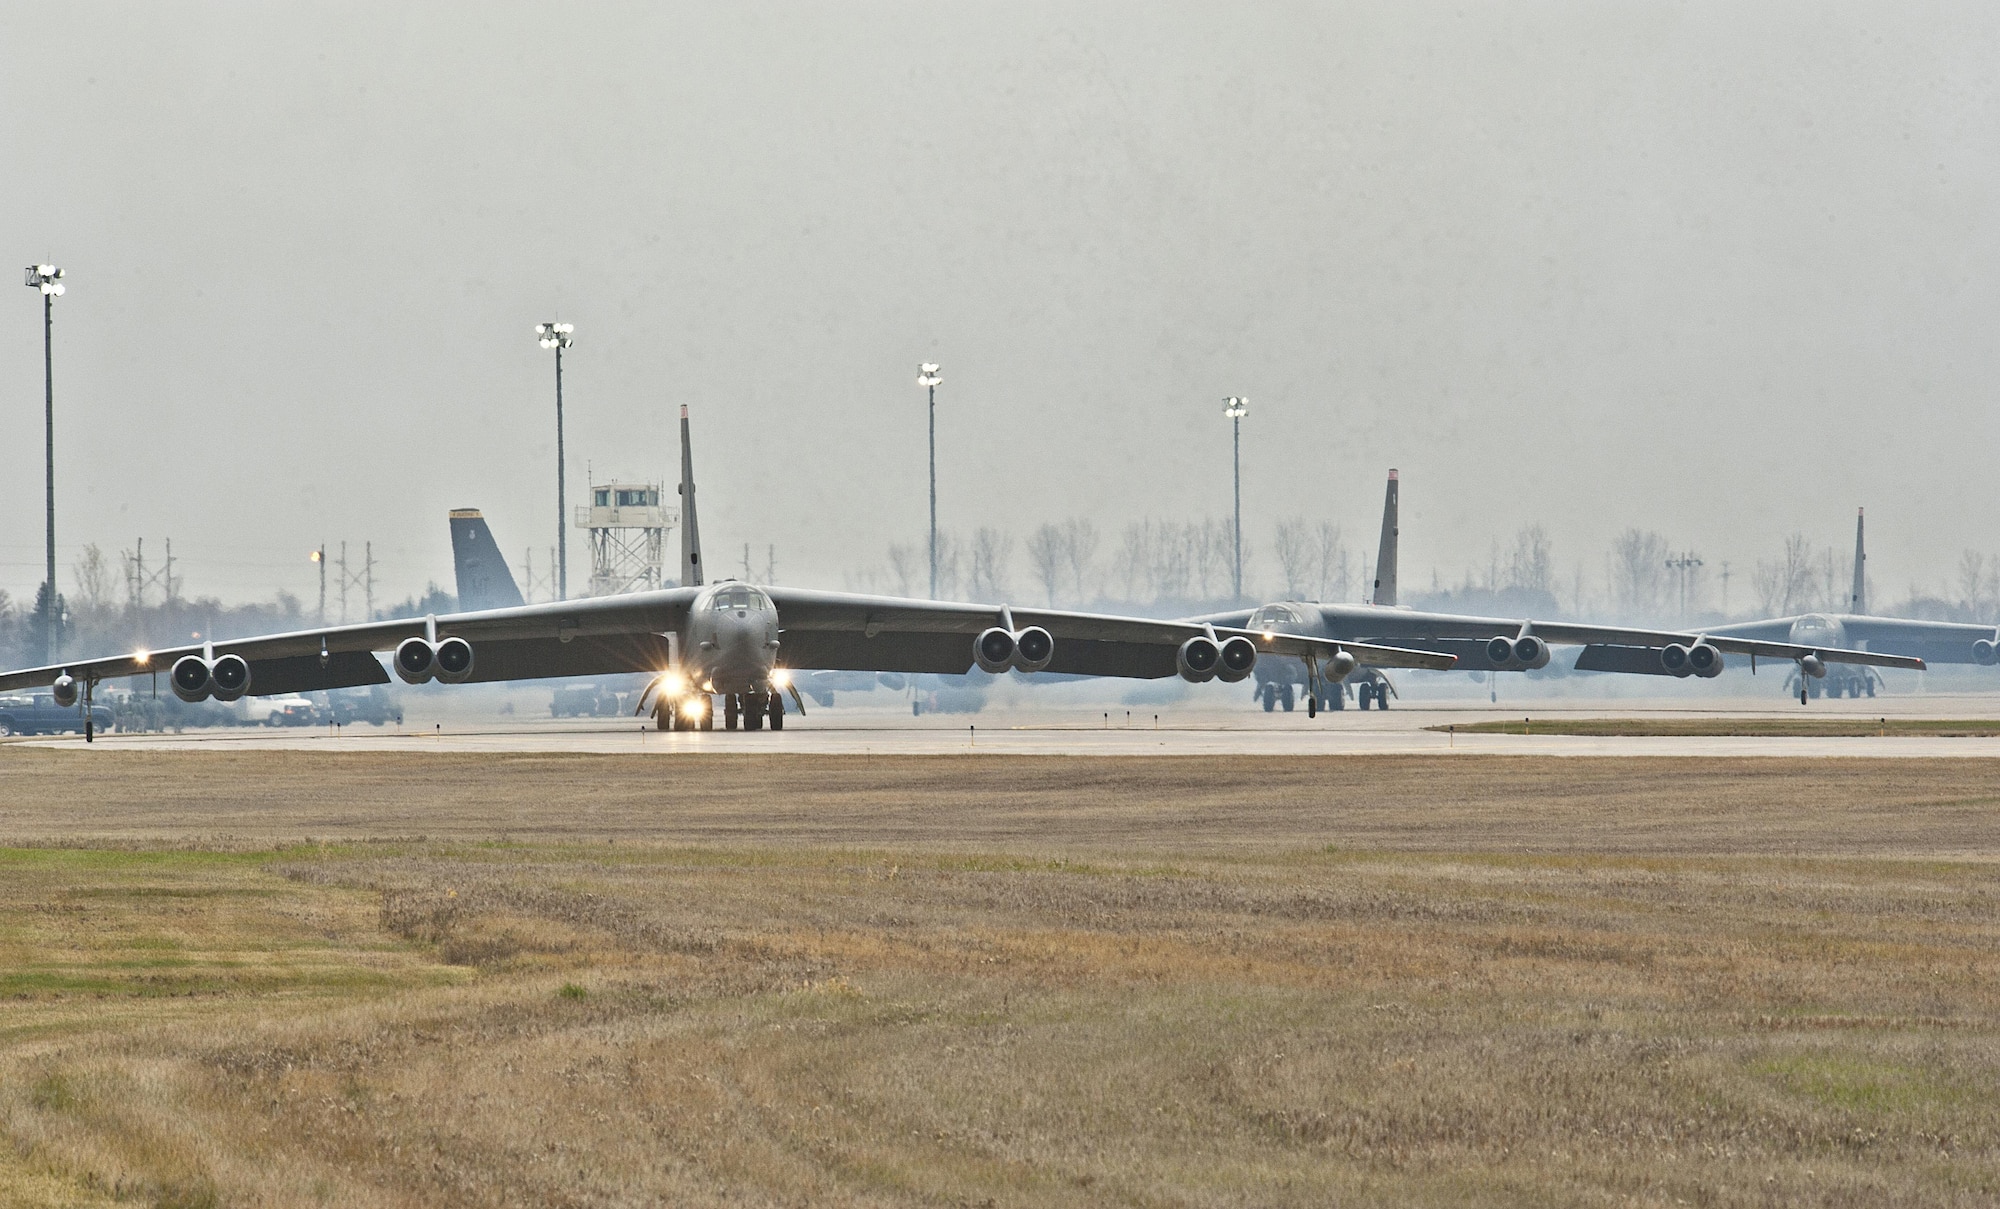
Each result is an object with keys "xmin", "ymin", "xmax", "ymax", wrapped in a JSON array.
[{"xmin": 4, "ymin": 2, "xmax": 1997, "ymax": 611}]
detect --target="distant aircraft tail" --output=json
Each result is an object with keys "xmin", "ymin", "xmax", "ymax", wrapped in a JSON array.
[
  {"xmin": 678, "ymin": 405, "xmax": 704, "ymax": 587},
  {"xmin": 1851, "ymin": 507, "xmax": 1867, "ymax": 615},
  {"xmin": 448, "ymin": 509, "xmax": 527, "ymax": 611},
  {"xmin": 1371, "ymin": 470, "xmax": 1398, "ymax": 606}
]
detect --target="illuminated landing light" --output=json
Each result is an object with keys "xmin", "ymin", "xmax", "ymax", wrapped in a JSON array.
[
  {"xmin": 660, "ymin": 671, "xmax": 688, "ymax": 698},
  {"xmin": 681, "ymin": 695, "xmax": 707, "ymax": 717},
  {"xmin": 769, "ymin": 668, "xmax": 793, "ymax": 687},
  {"xmin": 133, "ymin": 648, "xmax": 151, "ymax": 665}
]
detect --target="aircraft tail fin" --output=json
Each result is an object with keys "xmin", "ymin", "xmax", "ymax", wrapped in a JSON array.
[
  {"xmin": 678, "ymin": 405, "xmax": 704, "ymax": 587},
  {"xmin": 448, "ymin": 509, "xmax": 527, "ymax": 611},
  {"xmin": 1851, "ymin": 506, "xmax": 1867, "ymax": 615},
  {"xmin": 1371, "ymin": 470, "xmax": 1399, "ymax": 606}
]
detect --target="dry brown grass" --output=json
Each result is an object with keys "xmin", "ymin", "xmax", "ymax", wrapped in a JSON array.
[{"xmin": 1, "ymin": 751, "xmax": 1999, "ymax": 1206}]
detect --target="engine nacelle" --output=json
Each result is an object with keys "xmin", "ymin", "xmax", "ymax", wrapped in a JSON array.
[
  {"xmin": 394, "ymin": 637, "xmax": 438, "ymax": 684},
  {"xmin": 1511, "ymin": 636, "xmax": 1551, "ymax": 671},
  {"xmin": 1012, "ymin": 626, "xmax": 1054, "ymax": 674},
  {"xmin": 1483, "ymin": 635, "xmax": 1549, "ymax": 670},
  {"xmin": 1659, "ymin": 643, "xmax": 1693, "ymax": 677},
  {"xmin": 1326, "ymin": 650, "xmax": 1359, "ymax": 682},
  {"xmin": 1974, "ymin": 638, "xmax": 1998, "ymax": 666},
  {"xmin": 51, "ymin": 674, "xmax": 79, "ymax": 709},
  {"xmin": 210, "ymin": 654, "xmax": 252, "ymax": 702},
  {"xmin": 1216, "ymin": 635, "xmax": 1257, "ymax": 683},
  {"xmin": 1687, "ymin": 642, "xmax": 1724, "ymax": 679},
  {"xmin": 1177, "ymin": 635, "xmax": 1221, "ymax": 682},
  {"xmin": 434, "ymin": 636, "xmax": 476, "ymax": 683},
  {"xmin": 171, "ymin": 655, "xmax": 213, "ymax": 702},
  {"xmin": 1799, "ymin": 653, "xmax": 1827, "ymax": 680},
  {"xmin": 973, "ymin": 627, "xmax": 1016, "ymax": 675}
]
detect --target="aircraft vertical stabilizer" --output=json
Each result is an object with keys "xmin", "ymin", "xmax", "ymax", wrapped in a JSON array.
[
  {"xmin": 1851, "ymin": 507, "xmax": 1867, "ymax": 615},
  {"xmin": 448, "ymin": 509, "xmax": 527, "ymax": 611},
  {"xmin": 1371, "ymin": 470, "xmax": 1399, "ymax": 607},
  {"xmin": 679, "ymin": 405, "xmax": 704, "ymax": 587}
]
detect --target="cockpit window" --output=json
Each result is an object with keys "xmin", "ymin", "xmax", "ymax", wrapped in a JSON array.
[
  {"xmin": 712, "ymin": 586, "xmax": 770, "ymax": 611},
  {"xmin": 1249, "ymin": 605, "xmax": 1299, "ymax": 628}
]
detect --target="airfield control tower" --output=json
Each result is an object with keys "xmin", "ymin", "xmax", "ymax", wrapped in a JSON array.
[{"xmin": 576, "ymin": 482, "xmax": 677, "ymax": 596}]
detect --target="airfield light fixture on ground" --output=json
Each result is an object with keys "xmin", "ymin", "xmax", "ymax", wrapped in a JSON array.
[
  {"xmin": 1224, "ymin": 397, "xmax": 1248, "ymax": 600},
  {"xmin": 919, "ymin": 363, "xmax": 943, "ymax": 598},
  {"xmin": 25, "ymin": 264, "xmax": 65, "ymax": 663},
  {"xmin": 537, "ymin": 321, "xmax": 575, "ymax": 600}
]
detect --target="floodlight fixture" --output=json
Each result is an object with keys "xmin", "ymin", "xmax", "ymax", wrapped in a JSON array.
[
  {"xmin": 1223, "ymin": 396, "xmax": 1248, "ymax": 419},
  {"xmin": 918, "ymin": 363, "xmax": 942, "ymax": 388},
  {"xmin": 25, "ymin": 264, "xmax": 64, "ymax": 295},
  {"xmin": 536, "ymin": 320, "xmax": 574, "ymax": 350}
]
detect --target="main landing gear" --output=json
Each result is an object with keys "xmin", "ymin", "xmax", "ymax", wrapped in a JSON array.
[{"xmin": 723, "ymin": 691, "xmax": 787, "ymax": 732}]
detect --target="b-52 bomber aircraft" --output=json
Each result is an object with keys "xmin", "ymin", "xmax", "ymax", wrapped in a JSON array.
[
  {"xmin": 1193, "ymin": 472, "xmax": 1924, "ymax": 715},
  {"xmin": 1704, "ymin": 509, "xmax": 2000, "ymax": 702},
  {"xmin": 0, "ymin": 408, "xmax": 1456, "ymax": 739}
]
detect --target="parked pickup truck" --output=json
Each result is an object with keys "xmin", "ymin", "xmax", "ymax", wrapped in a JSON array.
[{"xmin": 0, "ymin": 694, "xmax": 116, "ymax": 736}]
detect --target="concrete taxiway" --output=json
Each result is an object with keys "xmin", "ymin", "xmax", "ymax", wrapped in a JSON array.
[{"xmin": 21, "ymin": 696, "xmax": 2000, "ymax": 758}]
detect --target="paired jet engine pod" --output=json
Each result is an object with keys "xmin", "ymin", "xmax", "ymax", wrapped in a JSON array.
[
  {"xmin": 973, "ymin": 626, "xmax": 1056, "ymax": 674},
  {"xmin": 1013, "ymin": 626, "xmax": 1054, "ymax": 673},
  {"xmin": 1484, "ymin": 635, "xmax": 1551, "ymax": 671},
  {"xmin": 1177, "ymin": 635, "xmax": 1221, "ymax": 682},
  {"xmin": 168, "ymin": 654, "xmax": 251, "ymax": 702},
  {"xmin": 1215, "ymin": 635, "xmax": 1258, "ymax": 683},
  {"xmin": 1685, "ymin": 642, "xmax": 1724, "ymax": 678},
  {"xmin": 51, "ymin": 674, "xmax": 78, "ymax": 709},
  {"xmin": 394, "ymin": 636, "xmax": 476, "ymax": 685},
  {"xmin": 1658, "ymin": 642, "xmax": 1724, "ymax": 679},
  {"xmin": 1974, "ymin": 638, "xmax": 1998, "ymax": 666}
]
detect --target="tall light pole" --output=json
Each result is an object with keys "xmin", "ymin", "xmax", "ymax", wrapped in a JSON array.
[
  {"xmin": 1224, "ymin": 397, "xmax": 1248, "ymax": 600},
  {"xmin": 25, "ymin": 264, "xmax": 64, "ymax": 663},
  {"xmin": 918, "ymin": 363, "xmax": 942, "ymax": 598},
  {"xmin": 537, "ymin": 321, "xmax": 574, "ymax": 600}
]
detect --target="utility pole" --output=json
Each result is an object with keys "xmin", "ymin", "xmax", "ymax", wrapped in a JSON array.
[
  {"xmin": 918, "ymin": 364, "xmax": 942, "ymax": 598},
  {"xmin": 25, "ymin": 264, "xmax": 64, "ymax": 663},
  {"xmin": 537, "ymin": 322, "xmax": 575, "ymax": 600},
  {"xmin": 1665, "ymin": 551, "xmax": 1703, "ymax": 620},
  {"xmin": 1223, "ymin": 397, "xmax": 1248, "ymax": 600}
]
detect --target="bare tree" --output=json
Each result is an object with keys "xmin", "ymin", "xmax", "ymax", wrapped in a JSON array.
[
  {"xmin": 1115, "ymin": 522, "xmax": 1152, "ymax": 601},
  {"xmin": 1312, "ymin": 521, "xmax": 1347, "ymax": 602},
  {"xmin": 1506, "ymin": 525, "xmax": 1554, "ymax": 595},
  {"xmin": 886, "ymin": 543, "xmax": 920, "ymax": 598},
  {"xmin": 72, "ymin": 544, "xmax": 112, "ymax": 615},
  {"xmin": 1611, "ymin": 529, "xmax": 1671, "ymax": 618},
  {"xmin": 1958, "ymin": 550, "xmax": 1988, "ymax": 617},
  {"xmin": 1026, "ymin": 524, "xmax": 1065, "ymax": 605},
  {"xmin": 1061, "ymin": 519, "xmax": 1099, "ymax": 603},
  {"xmin": 966, "ymin": 527, "xmax": 1014, "ymax": 599},
  {"xmin": 1272, "ymin": 518, "xmax": 1311, "ymax": 598},
  {"xmin": 1752, "ymin": 533, "xmax": 1816, "ymax": 616},
  {"xmin": 1150, "ymin": 521, "xmax": 1192, "ymax": 601},
  {"xmin": 933, "ymin": 532, "xmax": 964, "ymax": 600}
]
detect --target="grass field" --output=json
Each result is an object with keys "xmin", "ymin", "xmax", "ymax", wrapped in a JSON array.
[
  {"xmin": 2, "ymin": 750, "xmax": 1998, "ymax": 1206},
  {"xmin": 1435, "ymin": 718, "xmax": 2000, "ymax": 738}
]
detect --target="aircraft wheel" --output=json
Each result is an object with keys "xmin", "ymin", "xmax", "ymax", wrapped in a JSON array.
[
  {"xmin": 699, "ymin": 701, "xmax": 715, "ymax": 731},
  {"xmin": 1376, "ymin": 689, "xmax": 1390, "ymax": 711},
  {"xmin": 1307, "ymin": 694, "xmax": 1317, "ymax": 718},
  {"xmin": 1357, "ymin": 685, "xmax": 1372, "ymax": 710},
  {"xmin": 656, "ymin": 705, "xmax": 673, "ymax": 732},
  {"xmin": 1280, "ymin": 683, "xmax": 1295, "ymax": 712},
  {"xmin": 912, "ymin": 700, "xmax": 922, "ymax": 716},
  {"xmin": 769, "ymin": 694, "xmax": 785, "ymax": 730},
  {"xmin": 724, "ymin": 695, "xmax": 741, "ymax": 730},
  {"xmin": 744, "ymin": 693, "xmax": 765, "ymax": 731}
]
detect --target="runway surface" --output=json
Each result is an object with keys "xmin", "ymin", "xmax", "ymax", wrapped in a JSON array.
[{"xmin": 21, "ymin": 696, "xmax": 2000, "ymax": 758}]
